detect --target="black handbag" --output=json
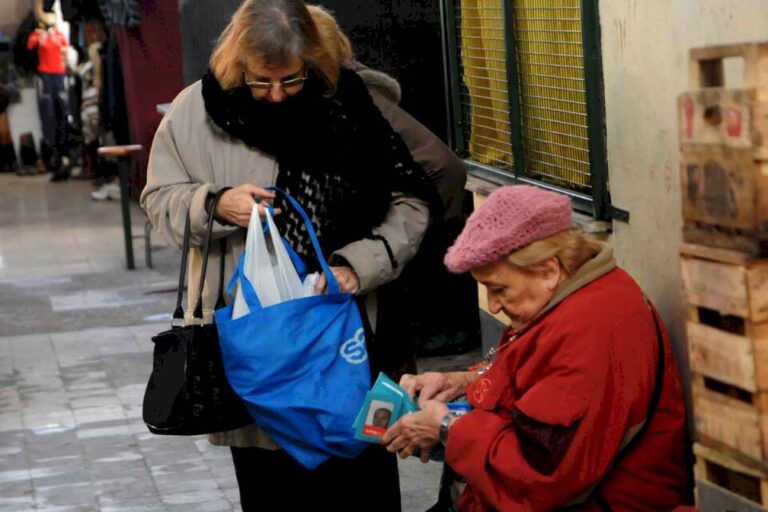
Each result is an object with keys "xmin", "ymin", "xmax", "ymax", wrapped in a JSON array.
[{"xmin": 142, "ymin": 190, "xmax": 253, "ymax": 435}]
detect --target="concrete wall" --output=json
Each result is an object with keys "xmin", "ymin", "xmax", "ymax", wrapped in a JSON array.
[
  {"xmin": 0, "ymin": 0, "xmax": 34, "ymax": 36},
  {"xmin": 8, "ymin": 86, "xmax": 42, "ymax": 157},
  {"xmin": 600, "ymin": 1, "xmax": 768, "ymax": 386}
]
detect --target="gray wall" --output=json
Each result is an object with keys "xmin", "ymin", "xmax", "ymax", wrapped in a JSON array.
[
  {"xmin": 177, "ymin": 0, "xmax": 449, "ymax": 141},
  {"xmin": 600, "ymin": 0, "xmax": 768, "ymax": 398},
  {"xmin": 178, "ymin": 0, "xmax": 241, "ymax": 86}
]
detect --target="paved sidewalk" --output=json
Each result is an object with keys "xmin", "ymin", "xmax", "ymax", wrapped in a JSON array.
[
  {"xmin": 0, "ymin": 325, "xmax": 240, "ymax": 511},
  {"xmin": 0, "ymin": 175, "xmax": 478, "ymax": 511}
]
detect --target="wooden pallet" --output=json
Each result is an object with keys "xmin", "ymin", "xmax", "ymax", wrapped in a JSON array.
[
  {"xmin": 680, "ymin": 145, "xmax": 768, "ymax": 254},
  {"xmin": 679, "ymin": 89, "xmax": 768, "ymax": 158},
  {"xmin": 681, "ymin": 244, "xmax": 768, "ymax": 459},
  {"xmin": 689, "ymin": 41, "xmax": 768, "ymax": 96},
  {"xmin": 695, "ymin": 443, "xmax": 768, "ymax": 509}
]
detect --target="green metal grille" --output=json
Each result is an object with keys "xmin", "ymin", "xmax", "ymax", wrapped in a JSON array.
[
  {"xmin": 446, "ymin": 0, "xmax": 600, "ymax": 199},
  {"xmin": 513, "ymin": 0, "xmax": 591, "ymax": 193},
  {"xmin": 455, "ymin": 1, "xmax": 514, "ymax": 171}
]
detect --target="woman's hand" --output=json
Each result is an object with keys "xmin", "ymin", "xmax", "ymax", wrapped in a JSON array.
[
  {"xmin": 314, "ymin": 266, "xmax": 360, "ymax": 294},
  {"xmin": 381, "ymin": 400, "xmax": 448, "ymax": 463},
  {"xmin": 214, "ymin": 184, "xmax": 280, "ymax": 227},
  {"xmin": 400, "ymin": 371, "xmax": 475, "ymax": 408}
]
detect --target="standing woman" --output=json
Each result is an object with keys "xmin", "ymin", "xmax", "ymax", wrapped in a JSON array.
[{"xmin": 140, "ymin": 0, "xmax": 440, "ymax": 510}]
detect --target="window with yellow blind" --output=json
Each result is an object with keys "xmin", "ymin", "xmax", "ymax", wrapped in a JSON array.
[{"xmin": 441, "ymin": 0, "xmax": 609, "ymax": 219}]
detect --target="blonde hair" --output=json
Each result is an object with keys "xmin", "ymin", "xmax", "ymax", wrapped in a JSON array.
[
  {"xmin": 307, "ymin": 5, "xmax": 353, "ymax": 65},
  {"xmin": 506, "ymin": 230, "xmax": 602, "ymax": 277},
  {"xmin": 210, "ymin": 0, "xmax": 340, "ymax": 94}
]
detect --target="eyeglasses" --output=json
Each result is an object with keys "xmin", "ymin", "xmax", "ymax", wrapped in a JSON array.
[{"xmin": 243, "ymin": 66, "xmax": 308, "ymax": 90}]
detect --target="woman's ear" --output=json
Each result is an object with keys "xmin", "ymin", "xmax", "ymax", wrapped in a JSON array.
[{"xmin": 541, "ymin": 256, "xmax": 562, "ymax": 292}]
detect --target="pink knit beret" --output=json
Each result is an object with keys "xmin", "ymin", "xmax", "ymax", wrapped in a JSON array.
[{"xmin": 444, "ymin": 185, "xmax": 571, "ymax": 273}]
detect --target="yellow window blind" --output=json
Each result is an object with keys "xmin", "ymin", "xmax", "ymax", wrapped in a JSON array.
[
  {"xmin": 513, "ymin": 0, "xmax": 590, "ymax": 192},
  {"xmin": 455, "ymin": 0, "xmax": 592, "ymax": 194},
  {"xmin": 457, "ymin": 0, "xmax": 514, "ymax": 170}
]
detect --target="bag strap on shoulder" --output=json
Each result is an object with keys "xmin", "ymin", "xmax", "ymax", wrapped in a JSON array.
[
  {"xmin": 171, "ymin": 188, "xmax": 230, "ymax": 325},
  {"xmin": 565, "ymin": 300, "xmax": 666, "ymax": 511}
]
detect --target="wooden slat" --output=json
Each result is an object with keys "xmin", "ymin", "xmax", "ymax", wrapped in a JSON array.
[
  {"xmin": 749, "ymin": 323, "xmax": 768, "ymax": 392},
  {"xmin": 678, "ymin": 89, "xmax": 764, "ymax": 154},
  {"xmin": 693, "ymin": 378, "xmax": 764, "ymax": 460},
  {"xmin": 682, "ymin": 256, "xmax": 750, "ymax": 318},
  {"xmin": 749, "ymin": 264, "xmax": 768, "ymax": 325},
  {"xmin": 689, "ymin": 42, "xmax": 768, "ymax": 92},
  {"xmin": 681, "ymin": 145, "xmax": 768, "ymax": 231},
  {"xmin": 683, "ymin": 224, "xmax": 768, "ymax": 256},
  {"xmin": 695, "ymin": 443, "xmax": 768, "ymax": 480},
  {"xmin": 688, "ymin": 322, "xmax": 757, "ymax": 392},
  {"xmin": 680, "ymin": 242, "xmax": 754, "ymax": 266}
]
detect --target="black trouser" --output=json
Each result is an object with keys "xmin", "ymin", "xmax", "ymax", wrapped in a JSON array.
[
  {"xmin": 231, "ymin": 444, "xmax": 401, "ymax": 511},
  {"xmin": 36, "ymin": 72, "xmax": 71, "ymax": 172}
]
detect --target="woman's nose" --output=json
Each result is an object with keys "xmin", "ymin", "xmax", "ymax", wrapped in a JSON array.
[
  {"xmin": 268, "ymin": 84, "xmax": 286, "ymax": 103},
  {"xmin": 487, "ymin": 292, "xmax": 502, "ymax": 314}
]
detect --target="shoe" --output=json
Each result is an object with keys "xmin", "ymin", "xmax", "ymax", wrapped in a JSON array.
[
  {"xmin": 91, "ymin": 182, "xmax": 120, "ymax": 201},
  {"xmin": 106, "ymin": 182, "xmax": 121, "ymax": 200}
]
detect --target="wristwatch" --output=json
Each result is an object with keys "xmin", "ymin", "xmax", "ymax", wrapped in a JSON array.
[{"xmin": 439, "ymin": 411, "xmax": 461, "ymax": 445}]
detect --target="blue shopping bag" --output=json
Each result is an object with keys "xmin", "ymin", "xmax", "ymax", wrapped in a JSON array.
[{"xmin": 215, "ymin": 188, "xmax": 370, "ymax": 469}]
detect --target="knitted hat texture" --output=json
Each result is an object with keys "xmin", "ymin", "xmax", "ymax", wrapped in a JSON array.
[{"xmin": 444, "ymin": 185, "xmax": 571, "ymax": 273}]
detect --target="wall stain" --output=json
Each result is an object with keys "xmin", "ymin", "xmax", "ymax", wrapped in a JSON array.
[{"xmin": 615, "ymin": 19, "xmax": 627, "ymax": 52}]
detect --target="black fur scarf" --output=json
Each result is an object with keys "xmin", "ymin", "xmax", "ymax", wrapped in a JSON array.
[{"xmin": 201, "ymin": 67, "xmax": 440, "ymax": 269}]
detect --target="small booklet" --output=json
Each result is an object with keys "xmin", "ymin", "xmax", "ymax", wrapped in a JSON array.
[
  {"xmin": 352, "ymin": 372, "xmax": 471, "ymax": 446},
  {"xmin": 353, "ymin": 373, "xmax": 418, "ymax": 442}
]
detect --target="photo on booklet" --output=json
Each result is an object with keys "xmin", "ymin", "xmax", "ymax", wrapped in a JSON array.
[{"xmin": 353, "ymin": 392, "xmax": 401, "ymax": 442}]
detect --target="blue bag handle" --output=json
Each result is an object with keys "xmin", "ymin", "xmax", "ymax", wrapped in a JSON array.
[
  {"xmin": 266, "ymin": 186, "xmax": 339, "ymax": 295},
  {"xmin": 228, "ymin": 188, "xmax": 341, "ymax": 311}
]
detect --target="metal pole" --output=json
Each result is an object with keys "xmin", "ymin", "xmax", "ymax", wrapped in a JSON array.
[{"xmin": 118, "ymin": 160, "xmax": 135, "ymax": 270}]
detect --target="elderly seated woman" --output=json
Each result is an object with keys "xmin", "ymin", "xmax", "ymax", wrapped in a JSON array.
[{"xmin": 382, "ymin": 186, "xmax": 688, "ymax": 511}]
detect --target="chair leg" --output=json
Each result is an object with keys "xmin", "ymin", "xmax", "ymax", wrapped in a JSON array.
[
  {"xmin": 117, "ymin": 161, "xmax": 135, "ymax": 270},
  {"xmin": 144, "ymin": 220, "xmax": 153, "ymax": 269}
]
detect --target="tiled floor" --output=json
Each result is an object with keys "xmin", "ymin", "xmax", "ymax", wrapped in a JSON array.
[{"xmin": 0, "ymin": 174, "xmax": 480, "ymax": 511}]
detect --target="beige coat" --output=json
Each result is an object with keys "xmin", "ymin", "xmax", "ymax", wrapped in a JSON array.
[{"xmin": 141, "ymin": 79, "xmax": 430, "ymax": 448}]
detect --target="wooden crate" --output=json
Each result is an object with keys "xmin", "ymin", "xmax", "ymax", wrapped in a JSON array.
[
  {"xmin": 679, "ymin": 89, "xmax": 768, "ymax": 158},
  {"xmin": 692, "ymin": 375, "xmax": 768, "ymax": 461},
  {"xmin": 681, "ymin": 244, "xmax": 768, "ymax": 458},
  {"xmin": 680, "ymin": 145, "xmax": 768, "ymax": 254},
  {"xmin": 695, "ymin": 443, "xmax": 768, "ymax": 509},
  {"xmin": 689, "ymin": 41, "xmax": 768, "ymax": 96}
]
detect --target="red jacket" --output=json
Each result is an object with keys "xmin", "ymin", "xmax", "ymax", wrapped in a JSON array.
[
  {"xmin": 27, "ymin": 29, "xmax": 67, "ymax": 74},
  {"xmin": 446, "ymin": 268, "xmax": 687, "ymax": 511}
]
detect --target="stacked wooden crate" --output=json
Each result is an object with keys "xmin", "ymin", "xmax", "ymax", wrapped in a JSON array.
[{"xmin": 680, "ymin": 41, "xmax": 768, "ymax": 511}]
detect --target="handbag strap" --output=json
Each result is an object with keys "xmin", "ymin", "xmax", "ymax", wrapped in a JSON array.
[
  {"xmin": 170, "ymin": 188, "xmax": 230, "ymax": 325},
  {"xmin": 171, "ymin": 214, "xmax": 192, "ymax": 326},
  {"xmin": 579, "ymin": 301, "xmax": 666, "ymax": 511}
]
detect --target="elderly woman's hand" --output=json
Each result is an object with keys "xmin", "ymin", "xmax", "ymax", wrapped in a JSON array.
[
  {"xmin": 381, "ymin": 400, "xmax": 448, "ymax": 463},
  {"xmin": 215, "ymin": 184, "xmax": 280, "ymax": 227},
  {"xmin": 400, "ymin": 371, "xmax": 475, "ymax": 408}
]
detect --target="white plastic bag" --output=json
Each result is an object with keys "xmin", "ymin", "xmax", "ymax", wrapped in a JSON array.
[{"xmin": 232, "ymin": 205, "xmax": 306, "ymax": 318}]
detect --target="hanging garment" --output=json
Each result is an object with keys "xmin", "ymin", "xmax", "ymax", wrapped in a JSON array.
[
  {"xmin": 98, "ymin": 30, "xmax": 129, "ymax": 145},
  {"xmin": 13, "ymin": 11, "xmax": 40, "ymax": 76},
  {"xmin": 60, "ymin": 0, "xmax": 104, "ymax": 21},
  {"xmin": 27, "ymin": 28, "xmax": 68, "ymax": 75},
  {"xmin": 98, "ymin": 0, "xmax": 140, "ymax": 27}
]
